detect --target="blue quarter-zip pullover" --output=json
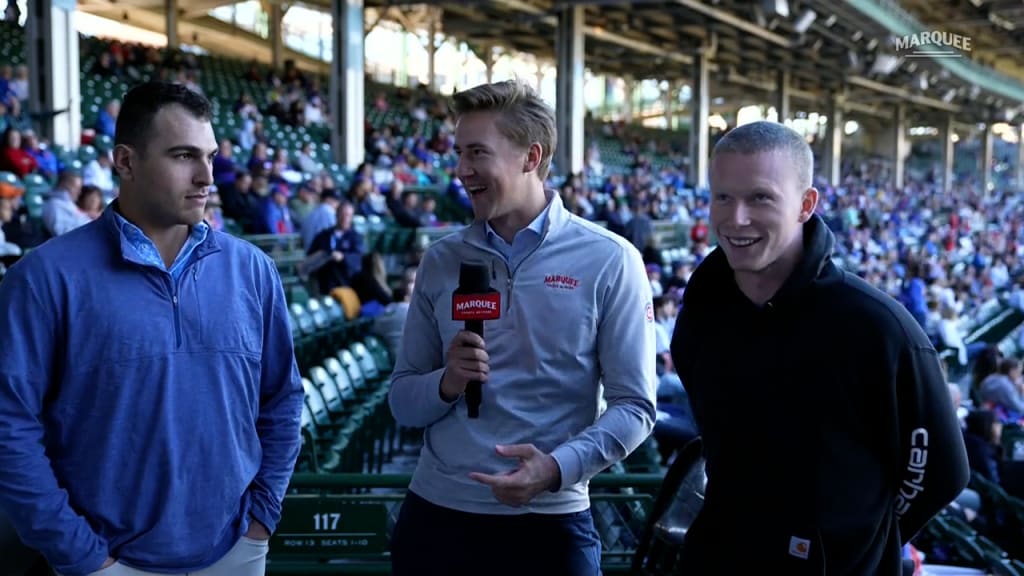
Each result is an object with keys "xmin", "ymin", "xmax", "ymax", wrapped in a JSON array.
[{"xmin": 0, "ymin": 203, "xmax": 304, "ymax": 575}]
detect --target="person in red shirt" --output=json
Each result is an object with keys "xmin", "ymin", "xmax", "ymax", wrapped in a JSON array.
[
  {"xmin": 0, "ymin": 128, "xmax": 36, "ymax": 178},
  {"xmin": 690, "ymin": 217, "xmax": 709, "ymax": 244}
]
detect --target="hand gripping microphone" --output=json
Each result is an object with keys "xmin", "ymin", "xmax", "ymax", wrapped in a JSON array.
[{"xmin": 451, "ymin": 261, "xmax": 501, "ymax": 418}]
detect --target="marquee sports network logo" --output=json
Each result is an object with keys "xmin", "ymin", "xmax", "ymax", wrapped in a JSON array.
[{"xmin": 894, "ymin": 31, "xmax": 971, "ymax": 59}]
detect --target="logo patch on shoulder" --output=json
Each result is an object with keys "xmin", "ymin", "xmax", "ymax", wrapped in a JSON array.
[
  {"xmin": 645, "ymin": 302, "xmax": 654, "ymax": 323},
  {"xmin": 788, "ymin": 536, "xmax": 811, "ymax": 560},
  {"xmin": 544, "ymin": 274, "xmax": 579, "ymax": 290}
]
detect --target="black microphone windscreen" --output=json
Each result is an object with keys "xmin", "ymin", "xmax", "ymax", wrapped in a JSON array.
[{"xmin": 459, "ymin": 260, "xmax": 490, "ymax": 292}]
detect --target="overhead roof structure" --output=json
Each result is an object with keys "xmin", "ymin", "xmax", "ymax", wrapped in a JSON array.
[
  {"xmin": 360, "ymin": 0, "xmax": 1024, "ymax": 122},
  {"xmin": 74, "ymin": 0, "xmax": 1024, "ymax": 124}
]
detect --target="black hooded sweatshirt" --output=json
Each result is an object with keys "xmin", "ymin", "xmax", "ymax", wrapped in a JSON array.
[{"xmin": 670, "ymin": 214, "xmax": 969, "ymax": 575}]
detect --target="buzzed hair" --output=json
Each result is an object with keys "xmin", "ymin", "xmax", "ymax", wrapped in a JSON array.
[
  {"xmin": 712, "ymin": 121, "xmax": 813, "ymax": 190},
  {"xmin": 451, "ymin": 79, "xmax": 557, "ymax": 181}
]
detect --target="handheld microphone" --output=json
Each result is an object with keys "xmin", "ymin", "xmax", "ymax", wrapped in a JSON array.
[{"xmin": 451, "ymin": 260, "xmax": 501, "ymax": 418}]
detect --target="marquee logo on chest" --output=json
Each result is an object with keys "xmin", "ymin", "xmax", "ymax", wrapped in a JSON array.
[{"xmin": 544, "ymin": 274, "xmax": 580, "ymax": 290}]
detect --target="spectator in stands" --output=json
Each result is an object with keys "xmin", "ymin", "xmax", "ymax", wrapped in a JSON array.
[
  {"xmin": 82, "ymin": 149, "xmax": 115, "ymax": 195},
  {"xmin": 294, "ymin": 141, "xmax": 319, "ymax": 175},
  {"xmin": 76, "ymin": 184, "xmax": 104, "ymax": 220},
  {"xmin": 95, "ymin": 100, "xmax": 119, "ymax": 138},
  {"xmin": 0, "ymin": 181, "xmax": 22, "ymax": 258},
  {"xmin": 964, "ymin": 409, "xmax": 1004, "ymax": 486},
  {"xmin": 212, "ymin": 138, "xmax": 237, "ymax": 186},
  {"xmin": 8, "ymin": 66, "xmax": 26, "ymax": 103},
  {"xmin": 204, "ymin": 193, "xmax": 225, "ymax": 232},
  {"xmin": 261, "ymin": 182, "xmax": 294, "ymax": 235},
  {"xmin": 0, "ymin": 127, "xmax": 35, "ymax": 177},
  {"xmin": 41, "ymin": 168, "xmax": 89, "ymax": 237},
  {"xmin": 663, "ymin": 260, "xmax": 691, "ymax": 292},
  {"xmin": 247, "ymin": 141, "xmax": 270, "ymax": 178},
  {"xmin": 21, "ymin": 129, "xmax": 57, "ymax": 181},
  {"xmin": 388, "ymin": 79, "xmax": 655, "ymax": 576},
  {"xmin": 288, "ymin": 180, "xmax": 317, "ymax": 227},
  {"xmin": 371, "ymin": 266, "xmax": 415, "ymax": 357},
  {"xmin": 0, "ymin": 81, "xmax": 303, "ymax": 576},
  {"xmin": 624, "ymin": 198, "xmax": 653, "ymax": 253},
  {"xmin": 351, "ymin": 251, "xmax": 392, "ymax": 316},
  {"xmin": 385, "ymin": 179, "xmax": 422, "ymax": 229},
  {"xmin": 349, "ymin": 177, "xmax": 383, "ymax": 218},
  {"xmin": 971, "ymin": 345, "xmax": 1003, "ymax": 407},
  {"xmin": 417, "ymin": 195, "xmax": 438, "ymax": 227},
  {"xmin": 219, "ymin": 169, "xmax": 260, "ymax": 233},
  {"xmin": 670, "ymin": 121, "xmax": 968, "ymax": 574},
  {"xmin": 301, "ymin": 188, "xmax": 340, "ymax": 251},
  {"xmin": 978, "ymin": 357, "xmax": 1024, "ymax": 417},
  {"xmin": 306, "ymin": 200, "xmax": 363, "ymax": 295}
]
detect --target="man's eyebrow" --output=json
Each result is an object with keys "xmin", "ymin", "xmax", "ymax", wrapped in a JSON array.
[
  {"xmin": 454, "ymin": 142, "xmax": 490, "ymax": 151},
  {"xmin": 165, "ymin": 145, "xmax": 217, "ymax": 156}
]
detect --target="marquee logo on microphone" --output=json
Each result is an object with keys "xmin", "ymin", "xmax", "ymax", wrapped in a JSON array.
[{"xmin": 452, "ymin": 292, "xmax": 502, "ymax": 321}]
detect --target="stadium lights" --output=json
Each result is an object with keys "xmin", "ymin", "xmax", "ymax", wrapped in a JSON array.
[
  {"xmin": 762, "ymin": 0, "xmax": 789, "ymax": 18},
  {"xmin": 794, "ymin": 9, "xmax": 816, "ymax": 34}
]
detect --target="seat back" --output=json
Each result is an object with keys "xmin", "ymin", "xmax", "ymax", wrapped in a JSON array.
[
  {"xmin": 321, "ymin": 295, "xmax": 345, "ymax": 324},
  {"xmin": 325, "ymin": 357, "xmax": 356, "ymax": 401},
  {"xmin": 301, "ymin": 376, "xmax": 331, "ymax": 427},
  {"xmin": 306, "ymin": 298, "xmax": 329, "ymax": 329},
  {"xmin": 309, "ymin": 366, "xmax": 344, "ymax": 416},
  {"xmin": 289, "ymin": 302, "xmax": 315, "ymax": 335},
  {"xmin": 337, "ymin": 349, "xmax": 366, "ymax": 391},
  {"xmin": 350, "ymin": 342, "xmax": 379, "ymax": 380}
]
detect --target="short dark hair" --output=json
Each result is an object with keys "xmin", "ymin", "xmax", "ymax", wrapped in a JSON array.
[{"xmin": 114, "ymin": 82, "xmax": 212, "ymax": 151}]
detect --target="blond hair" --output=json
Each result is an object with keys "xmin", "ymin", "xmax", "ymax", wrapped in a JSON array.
[{"xmin": 451, "ymin": 79, "xmax": 557, "ymax": 181}]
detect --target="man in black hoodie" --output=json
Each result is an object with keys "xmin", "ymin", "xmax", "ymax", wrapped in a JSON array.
[{"xmin": 670, "ymin": 121, "xmax": 969, "ymax": 575}]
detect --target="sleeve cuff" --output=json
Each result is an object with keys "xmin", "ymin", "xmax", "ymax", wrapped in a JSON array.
[
  {"xmin": 550, "ymin": 445, "xmax": 583, "ymax": 492},
  {"xmin": 249, "ymin": 495, "xmax": 279, "ymax": 534},
  {"xmin": 436, "ymin": 369, "xmax": 462, "ymax": 405}
]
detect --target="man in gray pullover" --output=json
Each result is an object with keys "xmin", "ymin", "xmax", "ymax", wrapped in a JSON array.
[{"xmin": 388, "ymin": 79, "xmax": 657, "ymax": 576}]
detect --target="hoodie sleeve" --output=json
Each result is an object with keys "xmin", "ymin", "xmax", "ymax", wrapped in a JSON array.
[{"xmin": 893, "ymin": 344, "xmax": 970, "ymax": 542}]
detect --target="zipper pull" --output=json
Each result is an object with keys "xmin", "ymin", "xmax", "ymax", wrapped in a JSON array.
[
  {"xmin": 506, "ymin": 276, "xmax": 512, "ymax": 312},
  {"xmin": 173, "ymin": 295, "xmax": 179, "ymax": 306}
]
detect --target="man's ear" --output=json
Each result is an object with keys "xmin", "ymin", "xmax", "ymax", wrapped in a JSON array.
[
  {"xmin": 798, "ymin": 187, "xmax": 819, "ymax": 222},
  {"xmin": 112, "ymin": 144, "xmax": 135, "ymax": 181},
  {"xmin": 523, "ymin": 142, "xmax": 542, "ymax": 174}
]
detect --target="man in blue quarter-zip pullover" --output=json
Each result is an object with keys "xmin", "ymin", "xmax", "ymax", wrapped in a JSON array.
[
  {"xmin": 0, "ymin": 82, "xmax": 304, "ymax": 576},
  {"xmin": 388, "ymin": 79, "xmax": 657, "ymax": 576}
]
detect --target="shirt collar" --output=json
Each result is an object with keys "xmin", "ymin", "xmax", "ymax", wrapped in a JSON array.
[
  {"xmin": 484, "ymin": 191, "xmax": 553, "ymax": 245},
  {"xmin": 112, "ymin": 209, "xmax": 210, "ymax": 245}
]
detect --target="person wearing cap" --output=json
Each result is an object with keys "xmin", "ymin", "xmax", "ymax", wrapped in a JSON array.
[
  {"xmin": 261, "ymin": 182, "xmax": 294, "ymax": 235},
  {"xmin": 0, "ymin": 180, "xmax": 22, "ymax": 258},
  {"xmin": 287, "ymin": 180, "xmax": 318, "ymax": 227},
  {"xmin": 41, "ymin": 168, "xmax": 88, "ymax": 237},
  {"xmin": 300, "ymin": 188, "xmax": 340, "ymax": 251}
]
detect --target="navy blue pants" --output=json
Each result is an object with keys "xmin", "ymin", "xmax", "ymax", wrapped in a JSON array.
[{"xmin": 391, "ymin": 491, "xmax": 602, "ymax": 576}]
